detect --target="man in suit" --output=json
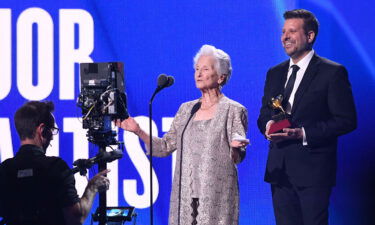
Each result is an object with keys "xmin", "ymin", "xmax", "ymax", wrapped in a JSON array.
[{"xmin": 257, "ymin": 9, "xmax": 357, "ymax": 225}]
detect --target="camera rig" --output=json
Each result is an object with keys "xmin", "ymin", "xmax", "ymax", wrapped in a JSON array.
[
  {"xmin": 75, "ymin": 62, "xmax": 133, "ymax": 225},
  {"xmin": 77, "ymin": 62, "xmax": 129, "ymax": 147}
]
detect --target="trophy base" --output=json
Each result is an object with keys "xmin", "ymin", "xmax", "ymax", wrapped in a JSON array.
[{"xmin": 269, "ymin": 119, "xmax": 291, "ymax": 134}]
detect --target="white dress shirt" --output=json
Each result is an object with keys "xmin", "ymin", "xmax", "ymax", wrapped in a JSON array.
[{"xmin": 285, "ymin": 49, "xmax": 315, "ymax": 113}]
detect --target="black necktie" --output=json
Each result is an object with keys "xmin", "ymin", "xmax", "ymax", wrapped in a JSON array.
[{"xmin": 283, "ymin": 65, "xmax": 300, "ymax": 108}]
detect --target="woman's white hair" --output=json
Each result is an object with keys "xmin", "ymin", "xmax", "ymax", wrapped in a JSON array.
[{"xmin": 193, "ymin": 44, "xmax": 232, "ymax": 86}]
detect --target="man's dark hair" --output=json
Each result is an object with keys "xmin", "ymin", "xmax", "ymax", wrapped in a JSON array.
[
  {"xmin": 14, "ymin": 101, "xmax": 55, "ymax": 140},
  {"xmin": 284, "ymin": 9, "xmax": 319, "ymax": 45}
]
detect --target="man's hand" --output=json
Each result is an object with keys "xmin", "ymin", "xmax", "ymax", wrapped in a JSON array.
[
  {"xmin": 265, "ymin": 120, "xmax": 275, "ymax": 140},
  {"xmin": 268, "ymin": 128, "xmax": 303, "ymax": 142},
  {"xmin": 87, "ymin": 169, "xmax": 110, "ymax": 193},
  {"xmin": 64, "ymin": 169, "xmax": 111, "ymax": 225}
]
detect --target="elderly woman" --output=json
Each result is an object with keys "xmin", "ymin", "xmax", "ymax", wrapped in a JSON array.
[{"xmin": 116, "ymin": 44, "xmax": 248, "ymax": 225}]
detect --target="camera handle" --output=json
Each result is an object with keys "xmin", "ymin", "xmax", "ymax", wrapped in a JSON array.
[
  {"xmin": 71, "ymin": 146, "xmax": 123, "ymax": 176},
  {"xmin": 72, "ymin": 145, "xmax": 123, "ymax": 225}
]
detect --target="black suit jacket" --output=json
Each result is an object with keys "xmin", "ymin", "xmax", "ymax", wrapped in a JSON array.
[{"xmin": 258, "ymin": 54, "xmax": 357, "ymax": 187}]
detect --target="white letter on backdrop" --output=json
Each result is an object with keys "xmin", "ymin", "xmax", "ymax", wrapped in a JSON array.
[
  {"xmin": 0, "ymin": 118, "xmax": 13, "ymax": 162},
  {"xmin": 0, "ymin": 9, "xmax": 11, "ymax": 100},
  {"xmin": 59, "ymin": 9, "xmax": 94, "ymax": 100},
  {"xmin": 123, "ymin": 116, "xmax": 159, "ymax": 208},
  {"xmin": 17, "ymin": 7, "xmax": 54, "ymax": 100}
]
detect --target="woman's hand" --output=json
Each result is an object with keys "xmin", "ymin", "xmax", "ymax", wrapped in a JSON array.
[
  {"xmin": 115, "ymin": 118, "xmax": 150, "ymax": 145},
  {"xmin": 230, "ymin": 140, "xmax": 248, "ymax": 163},
  {"xmin": 115, "ymin": 117, "xmax": 141, "ymax": 135},
  {"xmin": 230, "ymin": 140, "xmax": 248, "ymax": 148}
]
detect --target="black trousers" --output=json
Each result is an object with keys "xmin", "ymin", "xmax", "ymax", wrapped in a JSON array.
[{"xmin": 271, "ymin": 180, "xmax": 332, "ymax": 225}]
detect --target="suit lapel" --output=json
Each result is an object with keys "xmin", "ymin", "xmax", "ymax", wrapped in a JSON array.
[{"xmin": 291, "ymin": 54, "xmax": 321, "ymax": 114}]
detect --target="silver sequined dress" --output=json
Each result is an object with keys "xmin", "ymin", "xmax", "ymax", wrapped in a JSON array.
[{"xmin": 149, "ymin": 96, "xmax": 248, "ymax": 225}]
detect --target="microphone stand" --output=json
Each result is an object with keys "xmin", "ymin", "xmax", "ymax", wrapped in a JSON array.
[
  {"xmin": 148, "ymin": 92, "xmax": 157, "ymax": 225},
  {"xmin": 148, "ymin": 74, "xmax": 173, "ymax": 225}
]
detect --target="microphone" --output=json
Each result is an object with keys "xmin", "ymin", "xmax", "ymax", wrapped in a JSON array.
[
  {"xmin": 166, "ymin": 76, "xmax": 175, "ymax": 87},
  {"xmin": 157, "ymin": 74, "xmax": 169, "ymax": 89},
  {"xmin": 151, "ymin": 74, "xmax": 174, "ymax": 102},
  {"xmin": 156, "ymin": 74, "xmax": 174, "ymax": 92}
]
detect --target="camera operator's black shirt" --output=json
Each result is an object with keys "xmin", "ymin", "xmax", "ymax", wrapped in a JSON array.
[{"xmin": 0, "ymin": 144, "xmax": 79, "ymax": 225}]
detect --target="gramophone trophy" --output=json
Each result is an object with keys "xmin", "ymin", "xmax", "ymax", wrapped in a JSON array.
[{"xmin": 268, "ymin": 94, "xmax": 292, "ymax": 134}]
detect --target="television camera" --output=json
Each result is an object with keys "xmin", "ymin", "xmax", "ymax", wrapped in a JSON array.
[{"xmin": 74, "ymin": 62, "xmax": 135, "ymax": 225}]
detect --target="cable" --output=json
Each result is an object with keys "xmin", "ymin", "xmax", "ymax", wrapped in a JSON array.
[
  {"xmin": 83, "ymin": 104, "xmax": 96, "ymax": 120},
  {"xmin": 177, "ymin": 101, "xmax": 201, "ymax": 225}
]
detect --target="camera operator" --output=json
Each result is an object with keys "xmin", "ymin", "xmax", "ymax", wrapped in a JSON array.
[{"xmin": 0, "ymin": 101, "xmax": 110, "ymax": 225}]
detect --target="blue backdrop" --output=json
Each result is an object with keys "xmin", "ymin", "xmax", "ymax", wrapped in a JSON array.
[{"xmin": 1, "ymin": 0, "xmax": 374, "ymax": 224}]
